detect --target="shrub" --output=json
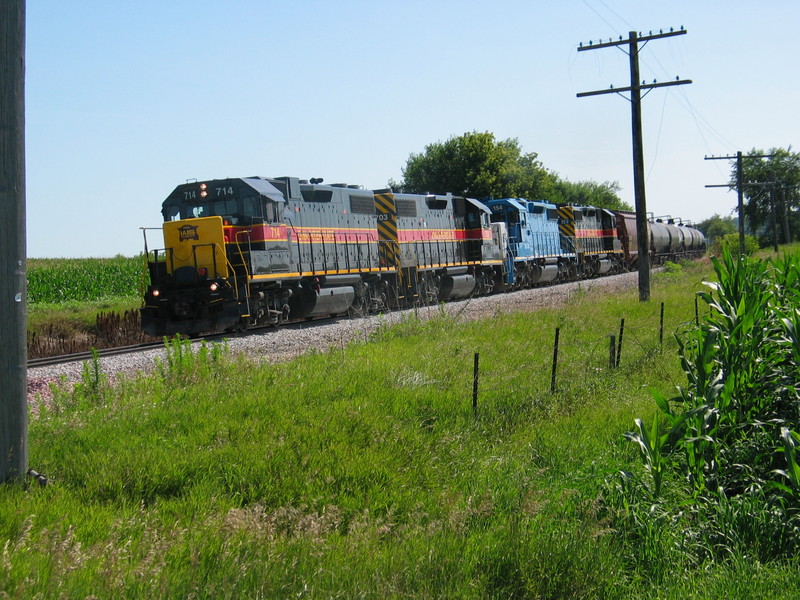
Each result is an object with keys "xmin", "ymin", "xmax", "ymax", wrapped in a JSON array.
[{"xmin": 711, "ymin": 232, "xmax": 759, "ymax": 256}]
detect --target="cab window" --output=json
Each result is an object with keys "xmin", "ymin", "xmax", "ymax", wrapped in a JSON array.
[
  {"xmin": 242, "ymin": 196, "xmax": 263, "ymax": 219},
  {"xmin": 163, "ymin": 203, "xmax": 181, "ymax": 222}
]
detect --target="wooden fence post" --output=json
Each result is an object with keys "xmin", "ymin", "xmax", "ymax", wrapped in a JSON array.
[
  {"xmin": 695, "ymin": 295, "xmax": 699, "ymax": 326},
  {"xmin": 550, "ymin": 327, "xmax": 560, "ymax": 393},
  {"xmin": 472, "ymin": 352, "xmax": 479, "ymax": 418},
  {"xmin": 609, "ymin": 335, "xmax": 616, "ymax": 369}
]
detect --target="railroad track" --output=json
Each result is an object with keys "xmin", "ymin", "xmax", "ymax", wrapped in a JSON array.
[
  {"xmin": 26, "ymin": 314, "xmax": 344, "ymax": 369},
  {"xmin": 27, "ymin": 340, "xmax": 169, "ymax": 369}
]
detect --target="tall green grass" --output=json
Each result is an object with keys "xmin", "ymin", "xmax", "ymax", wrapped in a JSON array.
[{"xmin": 3, "ymin": 257, "xmax": 799, "ymax": 598}]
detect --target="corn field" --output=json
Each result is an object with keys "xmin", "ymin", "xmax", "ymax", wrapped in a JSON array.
[
  {"xmin": 619, "ymin": 249, "xmax": 800, "ymax": 563},
  {"xmin": 27, "ymin": 256, "xmax": 146, "ymax": 304}
]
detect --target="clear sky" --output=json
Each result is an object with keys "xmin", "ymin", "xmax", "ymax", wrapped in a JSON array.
[{"xmin": 24, "ymin": 0, "xmax": 800, "ymax": 257}]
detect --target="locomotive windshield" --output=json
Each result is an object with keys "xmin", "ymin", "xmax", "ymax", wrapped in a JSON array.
[{"xmin": 162, "ymin": 195, "xmax": 280, "ymax": 224}]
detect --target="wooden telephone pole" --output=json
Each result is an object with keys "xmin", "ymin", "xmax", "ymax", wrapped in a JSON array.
[
  {"xmin": 577, "ymin": 28, "xmax": 691, "ymax": 302},
  {"xmin": 0, "ymin": 0, "xmax": 28, "ymax": 483}
]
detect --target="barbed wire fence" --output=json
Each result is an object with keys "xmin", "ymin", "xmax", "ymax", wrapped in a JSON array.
[{"xmin": 443, "ymin": 295, "xmax": 709, "ymax": 419}]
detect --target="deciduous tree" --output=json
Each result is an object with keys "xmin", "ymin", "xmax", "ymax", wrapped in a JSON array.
[
  {"xmin": 395, "ymin": 131, "xmax": 557, "ymax": 199},
  {"xmin": 394, "ymin": 131, "xmax": 626, "ymax": 211},
  {"xmin": 735, "ymin": 147, "xmax": 800, "ymax": 244}
]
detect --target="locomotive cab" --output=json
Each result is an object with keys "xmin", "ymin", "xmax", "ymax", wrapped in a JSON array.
[{"xmin": 486, "ymin": 198, "xmax": 572, "ymax": 287}]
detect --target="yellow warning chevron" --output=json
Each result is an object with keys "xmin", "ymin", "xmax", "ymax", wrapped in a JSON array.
[
  {"xmin": 558, "ymin": 205, "xmax": 575, "ymax": 238},
  {"xmin": 374, "ymin": 192, "xmax": 400, "ymax": 269}
]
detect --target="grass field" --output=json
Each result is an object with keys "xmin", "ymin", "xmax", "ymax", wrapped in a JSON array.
[{"xmin": 4, "ymin": 251, "xmax": 799, "ymax": 598}]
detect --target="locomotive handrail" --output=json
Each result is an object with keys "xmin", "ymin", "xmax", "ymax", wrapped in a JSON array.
[
  {"xmin": 283, "ymin": 217, "xmax": 304, "ymax": 276},
  {"xmin": 315, "ymin": 230, "xmax": 323, "ymax": 273},
  {"xmin": 308, "ymin": 230, "xmax": 316, "ymax": 275},
  {"xmin": 233, "ymin": 230, "xmax": 253, "ymax": 318},
  {"xmin": 218, "ymin": 244, "xmax": 241, "ymax": 300}
]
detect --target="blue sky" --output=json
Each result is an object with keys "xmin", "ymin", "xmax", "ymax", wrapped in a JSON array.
[{"xmin": 25, "ymin": 0, "xmax": 800, "ymax": 257}]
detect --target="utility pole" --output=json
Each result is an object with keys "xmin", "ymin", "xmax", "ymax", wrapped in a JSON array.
[
  {"xmin": 0, "ymin": 0, "xmax": 27, "ymax": 483},
  {"xmin": 770, "ymin": 185, "xmax": 778, "ymax": 252},
  {"xmin": 705, "ymin": 152, "xmax": 777, "ymax": 254},
  {"xmin": 781, "ymin": 187, "xmax": 791, "ymax": 244},
  {"xmin": 778, "ymin": 185, "xmax": 797, "ymax": 245},
  {"xmin": 578, "ymin": 28, "xmax": 691, "ymax": 302}
]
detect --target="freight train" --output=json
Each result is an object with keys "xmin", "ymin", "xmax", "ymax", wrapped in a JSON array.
[{"xmin": 140, "ymin": 176, "xmax": 705, "ymax": 336}]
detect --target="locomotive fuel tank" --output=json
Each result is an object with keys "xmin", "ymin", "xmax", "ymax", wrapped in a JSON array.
[
  {"xmin": 289, "ymin": 285, "xmax": 356, "ymax": 318},
  {"xmin": 439, "ymin": 270, "xmax": 477, "ymax": 299}
]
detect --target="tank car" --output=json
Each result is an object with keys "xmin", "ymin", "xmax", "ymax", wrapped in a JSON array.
[
  {"xmin": 680, "ymin": 224, "xmax": 707, "ymax": 256},
  {"xmin": 650, "ymin": 217, "xmax": 707, "ymax": 263},
  {"xmin": 140, "ymin": 177, "xmax": 506, "ymax": 336},
  {"xmin": 615, "ymin": 212, "xmax": 706, "ymax": 266}
]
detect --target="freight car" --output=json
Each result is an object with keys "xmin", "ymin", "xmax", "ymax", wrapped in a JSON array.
[
  {"xmin": 615, "ymin": 211, "xmax": 707, "ymax": 267},
  {"xmin": 140, "ymin": 176, "xmax": 706, "ymax": 337}
]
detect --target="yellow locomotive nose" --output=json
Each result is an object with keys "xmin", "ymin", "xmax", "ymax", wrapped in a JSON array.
[{"xmin": 163, "ymin": 216, "xmax": 229, "ymax": 280}]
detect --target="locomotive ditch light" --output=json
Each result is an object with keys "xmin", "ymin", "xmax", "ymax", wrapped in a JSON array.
[
  {"xmin": 152, "ymin": 288, "xmax": 160, "ymax": 297},
  {"xmin": 209, "ymin": 282, "xmax": 219, "ymax": 292}
]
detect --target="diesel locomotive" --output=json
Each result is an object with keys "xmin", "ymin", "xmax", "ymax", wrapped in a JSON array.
[{"xmin": 140, "ymin": 176, "xmax": 705, "ymax": 337}]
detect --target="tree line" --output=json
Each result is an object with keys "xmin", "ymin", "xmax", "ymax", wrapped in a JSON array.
[
  {"xmin": 389, "ymin": 131, "xmax": 632, "ymax": 212},
  {"xmin": 390, "ymin": 132, "xmax": 799, "ymax": 249},
  {"xmin": 734, "ymin": 147, "xmax": 800, "ymax": 246},
  {"xmin": 697, "ymin": 147, "xmax": 800, "ymax": 248}
]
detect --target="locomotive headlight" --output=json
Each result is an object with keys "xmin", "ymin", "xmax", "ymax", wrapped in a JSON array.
[
  {"xmin": 200, "ymin": 183, "xmax": 208, "ymax": 198},
  {"xmin": 209, "ymin": 282, "xmax": 219, "ymax": 292}
]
